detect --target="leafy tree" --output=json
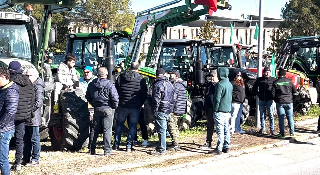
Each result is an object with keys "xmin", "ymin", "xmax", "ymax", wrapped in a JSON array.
[{"xmin": 198, "ymin": 21, "xmax": 219, "ymax": 42}]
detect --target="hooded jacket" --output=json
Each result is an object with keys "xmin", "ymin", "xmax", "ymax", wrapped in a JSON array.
[
  {"xmin": 172, "ymin": 78, "xmax": 187, "ymax": 115},
  {"xmin": 27, "ymin": 78, "xmax": 45, "ymax": 126},
  {"xmin": 0, "ymin": 82, "xmax": 19, "ymax": 133},
  {"xmin": 151, "ymin": 76, "xmax": 175, "ymax": 114},
  {"xmin": 231, "ymin": 80, "xmax": 245, "ymax": 103},
  {"xmin": 86, "ymin": 78, "xmax": 119, "ymax": 109},
  {"xmin": 57, "ymin": 62, "xmax": 79, "ymax": 86},
  {"xmin": 272, "ymin": 76, "xmax": 298, "ymax": 104},
  {"xmin": 252, "ymin": 76, "xmax": 276, "ymax": 101},
  {"xmin": 213, "ymin": 67, "xmax": 233, "ymax": 113},
  {"xmin": 115, "ymin": 70, "xmax": 148, "ymax": 109},
  {"xmin": 10, "ymin": 72, "xmax": 34, "ymax": 121}
]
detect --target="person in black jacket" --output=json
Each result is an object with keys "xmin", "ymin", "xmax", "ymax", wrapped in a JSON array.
[
  {"xmin": 22, "ymin": 68, "xmax": 44, "ymax": 166},
  {"xmin": 113, "ymin": 62, "xmax": 148, "ymax": 152},
  {"xmin": 151, "ymin": 68, "xmax": 174, "ymax": 155},
  {"xmin": 86, "ymin": 67, "xmax": 119, "ymax": 156},
  {"xmin": 0, "ymin": 67, "xmax": 19, "ymax": 175},
  {"xmin": 316, "ymin": 77, "xmax": 320, "ymax": 133},
  {"xmin": 230, "ymin": 71, "xmax": 246, "ymax": 134},
  {"xmin": 252, "ymin": 67, "xmax": 277, "ymax": 135},
  {"xmin": 168, "ymin": 70, "xmax": 187, "ymax": 150},
  {"xmin": 9, "ymin": 61, "xmax": 34, "ymax": 171},
  {"xmin": 272, "ymin": 68, "xmax": 298, "ymax": 137},
  {"xmin": 201, "ymin": 70, "xmax": 218, "ymax": 149}
]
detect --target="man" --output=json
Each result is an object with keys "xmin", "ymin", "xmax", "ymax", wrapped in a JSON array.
[
  {"xmin": 212, "ymin": 67, "xmax": 233, "ymax": 155},
  {"xmin": 252, "ymin": 66, "xmax": 277, "ymax": 135},
  {"xmin": 151, "ymin": 68, "xmax": 174, "ymax": 155},
  {"xmin": 272, "ymin": 68, "xmax": 298, "ymax": 137},
  {"xmin": 9, "ymin": 61, "xmax": 34, "ymax": 171},
  {"xmin": 201, "ymin": 70, "xmax": 218, "ymax": 149},
  {"xmin": 316, "ymin": 77, "xmax": 320, "ymax": 133},
  {"xmin": 79, "ymin": 66, "xmax": 96, "ymax": 92},
  {"xmin": 23, "ymin": 68, "xmax": 44, "ymax": 166},
  {"xmin": 168, "ymin": 70, "xmax": 187, "ymax": 150},
  {"xmin": 86, "ymin": 67, "xmax": 119, "ymax": 156},
  {"xmin": 113, "ymin": 62, "xmax": 147, "ymax": 152},
  {"xmin": 0, "ymin": 67, "xmax": 19, "ymax": 175},
  {"xmin": 57, "ymin": 53, "xmax": 79, "ymax": 89}
]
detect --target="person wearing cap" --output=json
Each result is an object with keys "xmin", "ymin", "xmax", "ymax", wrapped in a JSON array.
[
  {"xmin": 201, "ymin": 69, "xmax": 218, "ymax": 149},
  {"xmin": 79, "ymin": 66, "xmax": 96, "ymax": 93},
  {"xmin": 252, "ymin": 66, "xmax": 277, "ymax": 135},
  {"xmin": 272, "ymin": 68, "xmax": 298, "ymax": 137},
  {"xmin": 230, "ymin": 71, "xmax": 246, "ymax": 134},
  {"xmin": 57, "ymin": 53, "xmax": 79, "ymax": 89},
  {"xmin": 151, "ymin": 68, "xmax": 174, "ymax": 155},
  {"xmin": 8, "ymin": 61, "xmax": 35, "ymax": 171},
  {"xmin": 86, "ymin": 67, "xmax": 119, "ymax": 156},
  {"xmin": 113, "ymin": 62, "xmax": 148, "ymax": 152},
  {"xmin": 0, "ymin": 66, "xmax": 19, "ymax": 175},
  {"xmin": 167, "ymin": 70, "xmax": 187, "ymax": 151}
]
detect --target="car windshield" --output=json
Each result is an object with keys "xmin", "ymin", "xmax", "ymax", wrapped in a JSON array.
[
  {"xmin": 0, "ymin": 24, "xmax": 31, "ymax": 60},
  {"xmin": 114, "ymin": 37, "xmax": 129, "ymax": 65},
  {"xmin": 206, "ymin": 46, "xmax": 238, "ymax": 67}
]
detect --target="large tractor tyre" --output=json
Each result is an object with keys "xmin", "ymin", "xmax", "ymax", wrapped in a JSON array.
[
  {"xmin": 40, "ymin": 127, "xmax": 49, "ymax": 141},
  {"xmin": 60, "ymin": 91, "xmax": 90, "ymax": 151},
  {"xmin": 241, "ymin": 99, "xmax": 250, "ymax": 125},
  {"xmin": 190, "ymin": 97, "xmax": 204, "ymax": 128},
  {"xmin": 48, "ymin": 126, "xmax": 63, "ymax": 151},
  {"xmin": 179, "ymin": 97, "xmax": 193, "ymax": 130}
]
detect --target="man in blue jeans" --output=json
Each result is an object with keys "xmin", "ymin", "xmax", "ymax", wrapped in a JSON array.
[
  {"xmin": 86, "ymin": 67, "xmax": 119, "ymax": 156},
  {"xmin": 253, "ymin": 67, "xmax": 277, "ymax": 135},
  {"xmin": 23, "ymin": 68, "xmax": 45, "ymax": 166},
  {"xmin": 211, "ymin": 67, "xmax": 233, "ymax": 155},
  {"xmin": 272, "ymin": 68, "xmax": 298, "ymax": 137},
  {"xmin": 0, "ymin": 67, "xmax": 19, "ymax": 175},
  {"xmin": 113, "ymin": 62, "xmax": 147, "ymax": 152},
  {"xmin": 151, "ymin": 68, "xmax": 174, "ymax": 155}
]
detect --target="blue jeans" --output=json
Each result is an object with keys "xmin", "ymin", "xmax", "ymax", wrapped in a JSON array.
[
  {"xmin": 90, "ymin": 108, "xmax": 114, "ymax": 154},
  {"xmin": 114, "ymin": 107, "xmax": 141, "ymax": 149},
  {"xmin": 259, "ymin": 100, "xmax": 274, "ymax": 131},
  {"xmin": 276, "ymin": 103, "xmax": 294, "ymax": 136},
  {"xmin": 154, "ymin": 112, "xmax": 170, "ymax": 153},
  {"xmin": 230, "ymin": 103, "xmax": 241, "ymax": 133},
  {"xmin": 23, "ymin": 126, "xmax": 41, "ymax": 162},
  {"xmin": 235, "ymin": 104, "xmax": 243, "ymax": 132},
  {"xmin": 214, "ymin": 112, "xmax": 230, "ymax": 151},
  {"xmin": 0, "ymin": 130, "xmax": 14, "ymax": 175}
]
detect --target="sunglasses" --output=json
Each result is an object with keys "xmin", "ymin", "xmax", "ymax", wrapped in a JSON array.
[{"xmin": 84, "ymin": 72, "xmax": 91, "ymax": 74}]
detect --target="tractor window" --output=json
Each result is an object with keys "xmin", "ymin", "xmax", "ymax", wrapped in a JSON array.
[
  {"xmin": 113, "ymin": 37, "xmax": 129, "ymax": 65},
  {"xmin": 295, "ymin": 47, "xmax": 318, "ymax": 71},
  {"xmin": 70, "ymin": 39, "xmax": 102, "ymax": 68},
  {"xmin": 208, "ymin": 47, "xmax": 238, "ymax": 67},
  {"xmin": 0, "ymin": 24, "xmax": 31, "ymax": 60},
  {"xmin": 159, "ymin": 45, "xmax": 193, "ymax": 72}
]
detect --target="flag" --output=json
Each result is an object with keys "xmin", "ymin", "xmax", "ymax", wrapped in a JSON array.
[
  {"xmin": 240, "ymin": 36, "xmax": 243, "ymax": 44},
  {"xmin": 254, "ymin": 23, "xmax": 259, "ymax": 40},
  {"xmin": 271, "ymin": 53, "xmax": 276, "ymax": 77},
  {"xmin": 195, "ymin": 0, "xmax": 218, "ymax": 16},
  {"xmin": 230, "ymin": 22, "xmax": 233, "ymax": 44}
]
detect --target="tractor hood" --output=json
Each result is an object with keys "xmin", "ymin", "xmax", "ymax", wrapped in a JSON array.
[{"xmin": 0, "ymin": 58, "xmax": 36, "ymax": 73}]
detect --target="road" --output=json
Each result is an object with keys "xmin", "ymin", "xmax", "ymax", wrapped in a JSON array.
[{"xmin": 130, "ymin": 136, "xmax": 320, "ymax": 175}]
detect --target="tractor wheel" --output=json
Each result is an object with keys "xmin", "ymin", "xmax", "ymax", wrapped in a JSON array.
[
  {"xmin": 189, "ymin": 97, "xmax": 204, "ymax": 128},
  {"xmin": 241, "ymin": 98, "xmax": 250, "ymax": 125},
  {"xmin": 49, "ymin": 126, "xmax": 63, "ymax": 151},
  {"xmin": 39, "ymin": 126, "xmax": 49, "ymax": 141},
  {"xmin": 178, "ymin": 97, "xmax": 193, "ymax": 130}
]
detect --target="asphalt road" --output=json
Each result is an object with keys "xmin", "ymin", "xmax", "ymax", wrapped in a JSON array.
[{"xmin": 131, "ymin": 136, "xmax": 320, "ymax": 175}]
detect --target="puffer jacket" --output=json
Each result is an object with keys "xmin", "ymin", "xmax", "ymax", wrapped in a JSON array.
[
  {"xmin": 57, "ymin": 62, "xmax": 79, "ymax": 86},
  {"xmin": 116, "ymin": 70, "xmax": 148, "ymax": 109},
  {"xmin": 27, "ymin": 78, "xmax": 45, "ymax": 126},
  {"xmin": 10, "ymin": 72, "xmax": 34, "ymax": 121},
  {"xmin": 86, "ymin": 78, "xmax": 119, "ymax": 109},
  {"xmin": 0, "ymin": 82, "xmax": 19, "ymax": 133},
  {"xmin": 213, "ymin": 67, "xmax": 233, "ymax": 113},
  {"xmin": 253, "ymin": 76, "xmax": 276, "ymax": 101},
  {"xmin": 151, "ymin": 76, "xmax": 174, "ymax": 114},
  {"xmin": 172, "ymin": 78, "xmax": 187, "ymax": 115}
]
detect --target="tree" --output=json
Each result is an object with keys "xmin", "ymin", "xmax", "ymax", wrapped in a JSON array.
[{"xmin": 198, "ymin": 21, "xmax": 219, "ymax": 42}]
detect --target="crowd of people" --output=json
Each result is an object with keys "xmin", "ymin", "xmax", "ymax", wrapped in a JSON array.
[{"xmin": 0, "ymin": 53, "xmax": 303, "ymax": 174}]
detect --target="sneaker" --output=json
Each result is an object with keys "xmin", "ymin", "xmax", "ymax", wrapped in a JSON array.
[
  {"xmin": 25, "ymin": 161, "xmax": 39, "ymax": 167},
  {"xmin": 270, "ymin": 130, "xmax": 278, "ymax": 136},
  {"xmin": 222, "ymin": 148, "xmax": 229, "ymax": 153},
  {"xmin": 141, "ymin": 140, "xmax": 149, "ymax": 146},
  {"xmin": 199, "ymin": 142, "xmax": 212, "ymax": 149},
  {"xmin": 209, "ymin": 149, "xmax": 222, "ymax": 155},
  {"xmin": 168, "ymin": 145, "xmax": 180, "ymax": 151},
  {"xmin": 277, "ymin": 134, "xmax": 285, "ymax": 138},
  {"xmin": 90, "ymin": 151, "xmax": 96, "ymax": 155},
  {"xmin": 11, "ymin": 163, "xmax": 21, "ymax": 171},
  {"xmin": 259, "ymin": 129, "xmax": 267, "ymax": 135},
  {"xmin": 290, "ymin": 133, "xmax": 295, "ymax": 137},
  {"xmin": 316, "ymin": 130, "xmax": 320, "ymax": 134},
  {"xmin": 104, "ymin": 151, "xmax": 118, "ymax": 156},
  {"xmin": 126, "ymin": 147, "xmax": 135, "ymax": 152},
  {"xmin": 235, "ymin": 130, "xmax": 246, "ymax": 134},
  {"xmin": 150, "ymin": 150, "xmax": 164, "ymax": 156},
  {"xmin": 112, "ymin": 145, "xmax": 119, "ymax": 151}
]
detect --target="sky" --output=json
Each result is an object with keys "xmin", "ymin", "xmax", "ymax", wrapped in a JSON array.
[{"xmin": 131, "ymin": 0, "xmax": 290, "ymax": 19}]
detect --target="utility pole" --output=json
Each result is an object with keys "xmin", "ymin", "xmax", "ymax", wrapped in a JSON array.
[{"xmin": 255, "ymin": 0, "xmax": 264, "ymax": 128}]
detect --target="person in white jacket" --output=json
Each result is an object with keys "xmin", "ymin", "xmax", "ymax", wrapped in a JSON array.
[{"xmin": 57, "ymin": 53, "xmax": 79, "ymax": 89}]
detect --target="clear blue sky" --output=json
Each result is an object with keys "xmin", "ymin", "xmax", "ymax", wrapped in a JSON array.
[{"xmin": 131, "ymin": 0, "xmax": 289, "ymax": 18}]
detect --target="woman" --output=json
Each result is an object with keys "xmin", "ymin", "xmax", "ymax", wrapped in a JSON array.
[{"xmin": 230, "ymin": 71, "xmax": 246, "ymax": 134}]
